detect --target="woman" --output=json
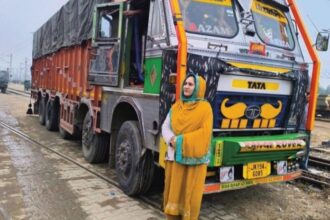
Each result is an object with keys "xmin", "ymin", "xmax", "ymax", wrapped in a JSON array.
[{"xmin": 162, "ymin": 73, "xmax": 213, "ymax": 220}]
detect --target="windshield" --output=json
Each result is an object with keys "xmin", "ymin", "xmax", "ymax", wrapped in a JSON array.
[
  {"xmin": 179, "ymin": 0, "xmax": 238, "ymax": 38},
  {"xmin": 252, "ymin": 0, "xmax": 294, "ymax": 49}
]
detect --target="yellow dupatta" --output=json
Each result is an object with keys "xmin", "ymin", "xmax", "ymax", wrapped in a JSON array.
[{"xmin": 170, "ymin": 74, "xmax": 213, "ymax": 164}]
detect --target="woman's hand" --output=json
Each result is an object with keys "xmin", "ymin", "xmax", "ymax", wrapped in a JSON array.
[{"xmin": 170, "ymin": 136, "xmax": 177, "ymax": 150}]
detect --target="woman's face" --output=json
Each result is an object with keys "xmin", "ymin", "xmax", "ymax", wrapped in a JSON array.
[{"xmin": 183, "ymin": 76, "xmax": 195, "ymax": 97}]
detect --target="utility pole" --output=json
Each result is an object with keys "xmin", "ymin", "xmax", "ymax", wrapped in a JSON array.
[
  {"xmin": 9, "ymin": 54, "xmax": 12, "ymax": 78},
  {"xmin": 19, "ymin": 62, "xmax": 24, "ymax": 83},
  {"xmin": 24, "ymin": 57, "xmax": 28, "ymax": 81}
]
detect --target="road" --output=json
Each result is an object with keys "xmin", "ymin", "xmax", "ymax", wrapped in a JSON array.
[{"xmin": 0, "ymin": 84, "xmax": 329, "ymax": 220}]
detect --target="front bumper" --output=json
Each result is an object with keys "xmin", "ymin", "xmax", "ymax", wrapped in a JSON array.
[{"xmin": 204, "ymin": 170, "xmax": 301, "ymax": 194}]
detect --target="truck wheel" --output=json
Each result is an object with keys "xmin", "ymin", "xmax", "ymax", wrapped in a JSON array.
[
  {"xmin": 138, "ymin": 149, "xmax": 155, "ymax": 195},
  {"xmin": 115, "ymin": 121, "xmax": 154, "ymax": 196},
  {"xmin": 1, "ymin": 88, "xmax": 6, "ymax": 93},
  {"xmin": 38, "ymin": 97, "xmax": 46, "ymax": 125},
  {"xmin": 45, "ymin": 100, "xmax": 59, "ymax": 131},
  {"xmin": 82, "ymin": 112, "xmax": 109, "ymax": 163},
  {"xmin": 59, "ymin": 126, "xmax": 72, "ymax": 140}
]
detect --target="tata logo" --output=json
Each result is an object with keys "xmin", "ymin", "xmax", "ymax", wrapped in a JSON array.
[
  {"xmin": 248, "ymin": 81, "xmax": 266, "ymax": 90},
  {"xmin": 245, "ymin": 105, "xmax": 261, "ymax": 119}
]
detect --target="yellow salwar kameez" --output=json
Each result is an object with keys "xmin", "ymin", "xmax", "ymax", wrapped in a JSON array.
[{"xmin": 163, "ymin": 74, "xmax": 213, "ymax": 220}]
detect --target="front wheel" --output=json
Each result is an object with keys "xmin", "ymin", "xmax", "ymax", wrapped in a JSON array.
[{"xmin": 115, "ymin": 121, "xmax": 154, "ymax": 196}]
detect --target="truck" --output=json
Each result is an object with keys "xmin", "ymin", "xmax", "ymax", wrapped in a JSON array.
[
  {"xmin": 31, "ymin": 0, "xmax": 328, "ymax": 195},
  {"xmin": 316, "ymin": 94, "xmax": 330, "ymax": 118},
  {"xmin": 0, "ymin": 70, "xmax": 9, "ymax": 93}
]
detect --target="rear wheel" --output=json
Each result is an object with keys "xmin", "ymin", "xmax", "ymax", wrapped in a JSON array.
[
  {"xmin": 59, "ymin": 126, "xmax": 72, "ymax": 140},
  {"xmin": 45, "ymin": 100, "xmax": 59, "ymax": 131},
  {"xmin": 115, "ymin": 121, "xmax": 154, "ymax": 196},
  {"xmin": 82, "ymin": 112, "xmax": 109, "ymax": 163},
  {"xmin": 1, "ymin": 88, "xmax": 6, "ymax": 93},
  {"xmin": 38, "ymin": 97, "xmax": 46, "ymax": 125}
]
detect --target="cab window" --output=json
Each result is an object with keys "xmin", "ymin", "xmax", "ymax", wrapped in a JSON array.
[
  {"xmin": 179, "ymin": 0, "xmax": 238, "ymax": 38},
  {"xmin": 149, "ymin": 0, "xmax": 166, "ymax": 38},
  {"xmin": 97, "ymin": 8, "xmax": 120, "ymax": 40},
  {"xmin": 252, "ymin": 0, "xmax": 294, "ymax": 50}
]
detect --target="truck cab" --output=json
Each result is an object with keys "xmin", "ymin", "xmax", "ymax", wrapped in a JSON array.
[
  {"xmin": 0, "ymin": 70, "xmax": 9, "ymax": 93},
  {"xmin": 89, "ymin": 0, "xmax": 314, "ymax": 193},
  {"xmin": 31, "ymin": 0, "xmax": 322, "ymax": 196}
]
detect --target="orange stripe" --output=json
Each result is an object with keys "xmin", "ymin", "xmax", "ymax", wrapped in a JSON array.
[
  {"xmin": 204, "ymin": 183, "xmax": 220, "ymax": 193},
  {"xmin": 170, "ymin": 0, "xmax": 187, "ymax": 100},
  {"xmin": 287, "ymin": 0, "xmax": 320, "ymax": 131}
]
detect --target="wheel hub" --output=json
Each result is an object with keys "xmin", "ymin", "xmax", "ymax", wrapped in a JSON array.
[{"xmin": 117, "ymin": 140, "xmax": 131, "ymax": 178}]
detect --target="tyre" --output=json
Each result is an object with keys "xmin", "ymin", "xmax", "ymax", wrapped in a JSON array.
[
  {"xmin": 115, "ymin": 121, "xmax": 154, "ymax": 196},
  {"xmin": 38, "ymin": 97, "xmax": 46, "ymax": 125},
  {"xmin": 82, "ymin": 112, "xmax": 109, "ymax": 163},
  {"xmin": 45, "ymin": 100, "xmax": 59, "ymax": 131},
  {"xmin": 1, "ymin": 88, "xmax": 6, "ymax": 93},
  {"xmin": 33, "ymin": 101, "xmax": 39, "ymax": 114},
  {"xmin": 138, "ymin": 149, "xmax": 155, "ymax": 195},
  {"xmin": 59, "ymin": 126, "xmax": 72, "ymax": 140}
]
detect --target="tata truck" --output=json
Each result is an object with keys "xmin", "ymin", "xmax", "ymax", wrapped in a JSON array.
[{"xmin": 31, "ymin": 0, "xmax": 327, "ymax": 195}]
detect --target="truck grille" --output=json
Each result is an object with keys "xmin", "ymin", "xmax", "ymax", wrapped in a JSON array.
[{"xmin": 213, "ymin": 92, "xmax": 291, "ymax": 130}]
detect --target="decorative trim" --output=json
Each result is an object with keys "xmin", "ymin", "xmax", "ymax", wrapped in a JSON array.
[
  {"xmin": 175, "ymin": 134, "xmax": 209, "ymax": 165},
  {"xmin": 175, "ymin": 135, "xmax": 183, "ymax": 162}
]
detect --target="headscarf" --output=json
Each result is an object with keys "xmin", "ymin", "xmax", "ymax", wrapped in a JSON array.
[{"xmin": 181, "ymin": 73, "xmax": 206, "ymax": 102}]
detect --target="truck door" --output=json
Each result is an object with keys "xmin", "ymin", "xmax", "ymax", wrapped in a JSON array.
[
  {"xmin": 88, "ymin": 2, "xmax": 124, "ymax": 87},
  {"xmin": 144, "ymin": 0, "xmax": 169, "ymax": 94}
]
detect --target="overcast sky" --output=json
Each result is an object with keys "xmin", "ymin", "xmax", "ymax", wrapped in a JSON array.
[{"xmin": 0, "ymin": 0, "xmax": 329, "ymax": 87}]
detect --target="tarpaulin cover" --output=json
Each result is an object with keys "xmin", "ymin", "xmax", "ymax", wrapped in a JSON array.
[{"xmin": 33, "ymin": 0, "xmax": 109, "ymax": 59}]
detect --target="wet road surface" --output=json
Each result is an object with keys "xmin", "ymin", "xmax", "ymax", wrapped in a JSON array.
[
  {"xmin": 0, "ymin": 91, "xmax": 163, "ymax": 220},
  {"xmin": 1, "ymin": 86, "xmax": 330, "ymax": 220}
]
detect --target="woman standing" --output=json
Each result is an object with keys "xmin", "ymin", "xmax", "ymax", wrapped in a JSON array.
[{"xmin": 162, "ymin": 74, "xmax": 213, "ymax": 220}]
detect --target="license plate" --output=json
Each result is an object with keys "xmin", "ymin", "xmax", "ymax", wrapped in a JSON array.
[{"xmin": 243, "ymin": 161, "xmax": 271, "ymax": 179}]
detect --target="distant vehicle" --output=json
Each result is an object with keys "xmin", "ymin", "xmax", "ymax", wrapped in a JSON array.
[
  {"xmin": 24, "ymin": 80, "xmax": 31, "ymax": 91},
  {"xmin": 316, "ymin": 94, "xmax": 330, "ymax": 118},
  {"xmin": 0, "ymin": 70, "xmax": 9, "ymax": 93}
]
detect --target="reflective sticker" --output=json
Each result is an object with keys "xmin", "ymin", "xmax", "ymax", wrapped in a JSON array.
[
  {"xmin": 221, "ymin": 119, "xmax": 230, "ymax": 128},
  {"xmin": 219, "ymin": 74, "xmax": 292, "ymax": 95},
  {"xmin": 268, "ymin": 119, "xmax": 276, "ymax": 128},
  {"xmin": 252, "ymin": 0, "xmax": 287, "ymax": 23},
  {"xmin": 232, "ymin": 79, "xmax": 280, "ymax": 91},
  {"xmin": 220, "ymin": 166, "xmax": 235, "ymax": 182},
  {"xmin": 239, "ymin": 119, "xmax": 248, "ymax": 128},
  {"xmin": 204, "ymin": 171, "xmax": 302, "ymax": 193},
  {"xmin": 277, "ymin": 161, "xmax": 288, "ymax": 175},
  {"xmin": 239, "ymin": 140, "xmax": 306, "ymax": 152},
  {"xmin": 214, "ymin": 141, "xmax": 223, "ymax": 166},
  {"xmin": 159, "ymin": 137, "xmax": 167, "ymax": 168}
]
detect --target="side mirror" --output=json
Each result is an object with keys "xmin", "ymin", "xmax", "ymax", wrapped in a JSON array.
[{"xmin": 315, "ymin": 32, "xmax": 329, "ymax": 51}]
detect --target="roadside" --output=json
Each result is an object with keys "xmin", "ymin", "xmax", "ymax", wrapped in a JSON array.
[
  {"xmin": 1, "ymin": 84, "xmax": 330, "ymax": 220},
  {"xmin": 1, "ymin": 85, "xmax": 164, "ymax": 220}
]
